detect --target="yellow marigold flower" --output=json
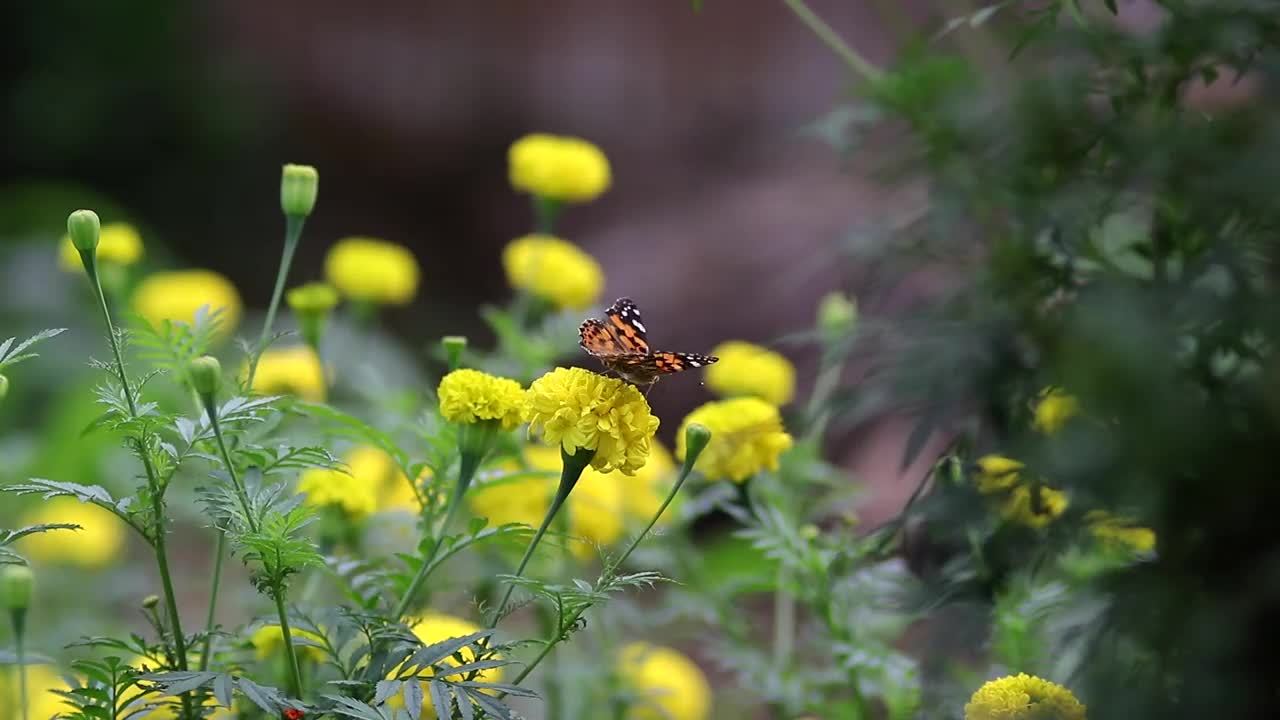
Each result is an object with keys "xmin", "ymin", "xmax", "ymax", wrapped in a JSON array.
[
  {"xmin": 251, "ymin": 345, "xmax": 327, "ymax": 401},
  {"xmin": 1087, "ymin": 511, "xmax": 1156, "ymax": 554},
  {"xmin": 58, "ymin": 222, "xmax": 144, "ymax": 271},
  {"xmin": 132, "ymin": 269, "xmax": 242, "ymax": 336},
  {"xmin": 525, "ymin": 367, "xmax": 660, "ymax": 475},
  {"xmin": 1, "ymin": 663, "xmax": 70, "ymax": 719},
  {"xmin": 964, "ymin": 673, "xmax": 1086, "ymax": 720},
  {"xmin": 297, "ymin": 462, "xmax": 378, "ymax": 520},
  {"xmin": 509, "ymin": 133, "xmax": 611, "ymax": 203},
  {"xmin": 975, "ymin": 455, "xmax": 1025, "ymax": 494},
  {"xmin": 501, "ymin": 234, "xmax": 604, "ymax": 311},
  {"xmin": 704, "ymin": 341, "xmax": 796, "ymax": 406},
  {"xmin": 676, "ymin": 398, "xmax": 793, "ymax": 483},
  {"xmin": 1000, "ymin": 485, "xmax": 1069, "ymax": 529},
  {"xmin": 18, "ymin": 497, "xmax": 126, "ymax": 568},
  {"xmin": 616, "ymin": 439, "xmax": 677, "ymax": 523},
  {"xmin": 324, "ymin": 236, "xmax": 420, "ymax": 305},
  {"xmin": 339, "ymin": 445, "xmax": 421, "ymax": 513},
  {"xmin": 438, "ymin": 369, "xmax": 526, "ymax": 430},
  {"xmin": 1032, "ymin": 388, "xmax": 1079, "ymax": 435},
  {"xmin": 618, "ymin": 643, "xmax": 712, "ymax": 720},
  {"xmin": 389, "ymin": 613, "xmax": 503, "ymax": 713},
  {"xmin": 249, "ymin": 625, "xmax": 328, "ymax": 663}
]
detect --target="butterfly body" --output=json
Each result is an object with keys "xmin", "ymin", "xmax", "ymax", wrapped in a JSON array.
[{"xmin": 579, "ymin": 297, "xmax": 718, "ymax": 387}]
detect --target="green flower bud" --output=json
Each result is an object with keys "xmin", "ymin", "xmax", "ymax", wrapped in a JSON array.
[
  {"xmin": 287, "ymin": 282, "xmax": 339, "ymax": 350},
  {"xmin": 442, "ymin": 335, "xmax": 467, "ymax": 371},
  {"xmin": 142, "ymin": 594, "xmax": 161, "ymax": 610},
  {"xmin": 67, "ymin": 209, "xmax": 101, "ymax": 254},
  {"xmin": 189, "ymin": 355, "xmax": 223, "ymax": 398},
  {"xmin": 281, "ymin": 164, "xmax": 319, "ymax": 218},
  {"xmin": 682, "ymin": 423, "xmax": 713, "ymax": 472},
  {"xmin": 0, "ymin": 564, "xmax": 34, "ymax": 611},
  {"xmin": 0, "ymin": 374, "xmax": 8, "ymax": 401},
  {"xmin": 817, "ymin": 291, "xmax": 857, "ymax": 336}
]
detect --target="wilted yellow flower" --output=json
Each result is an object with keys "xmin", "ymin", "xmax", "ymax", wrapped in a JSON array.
[
  {"xmin": 251, "ymin": 345, "xmax": 326, "ymax": 401},
  {"xmin": 297, "ymin": 462, "xmax": 378, "ymax": 520},
  {"xmin": 509, "ymin": 133, "xmax": 611, "ymax": 202},
  {"xmin": 525, "ymin": 367, "xmax": 660, "ymax": 475},
  {"xmin": 18, "ymin": 497, "xmax": 126, "ymax": 568},
  {"xmin": 964, "ymin": 673, "xmax": 1085, "ymax": 720},
  {"xmin": 618, "ymin": 643, "xmax": 712, "ymax": 720},
  {"xmin": 59, "ymin": 222, "xmax": 144, "ymax": 271},
  {"xmin": 0, "ymin": 664, "xmax": 69, "ymax": 719},
  {"xmin": 1032, "ymin": 388, "xmax": 1079, "ymax": 435},
  {"xmin": 975, "ymin": 455, "xmax": 1025, "ymax": 494},
  {"xmin": 389, "ymin": 613, "xmax": 503, "ymax": 712},
  {"xmin": 250, "ymin": 625, "xmax": 328, "ymax": 663},
  {"xmin": 501, "ymin": 234, "xmax": 604, "ymax": 311},
  {"xmin": 438, "ymin": 369, "xmax": 526, "ymax": 430},
  {"xmin": 132, "ymin": 269, "xmax": 242, "ymax": 335},
  {"xmin": 705, "ymin": 341, "xmax": 795, "ymax": 406},
  {"xmin": 324, "ymin": 236, "xmax": 420, "ymax": 305},
  {"xmin": 1087, "ymin": 511, "xmax": 1156, "ymax": 554},
  {"xmin": 676, "ymin": 398, "xmax": 793, "ymax": 483},
  {"xmin": 1000, "ymin": 485, "xmax": 1069, "ymax": 529}
]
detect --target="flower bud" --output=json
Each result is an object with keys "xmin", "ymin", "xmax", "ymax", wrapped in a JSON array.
[
  {"xmin": 286, "ymin": 282, "xmax": 339, "ymax": 350},
  {"xmin": 67, "ymin": 209, "xmax": 101, "ymax": 254},
  {"xmin": 0, "ymin": 374, "xmax": 8, "ymax": 401},
  {"xmin": 280, "ymin": 164, "xmax": 319, "ymax": 218},
  {"xmin": 682, "ymin": 423, "xmax": 713, "ymax": 471},
  {"xmin": 0, "ymin": 564, "xmax": 34, "ymax": 611},
  {"xmin": 442, "ymin": 336, "xmax": 467, "ymax": 371},
  {"xmin": 189, "ymin": 355, "xmax": 223, "ymax": 398},
  {"xmin": 817, "ymin": 292, "xmax": 857, "ymax": 337},
  {"xmin": 142, "ymin": 594, "xmax": 161, "ymax": 610}
]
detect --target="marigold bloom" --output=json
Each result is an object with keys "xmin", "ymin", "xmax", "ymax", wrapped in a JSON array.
[
  {"xmin": 1086, "ymin": 510, "xmax": 1156, "ymax": 554},
  {"xmin": 1000, "ymin": 485, "xmax": 1069, "ymax": 529},
  {"xmin": 297, "ymin": 463, "xmax": 378, "ymax": 520},
  {"xmin": 508, "ymin": 133, "xmax": 611, "ymax": 202},
  {"xmin": 525, "ymin": 367, "xmax": 660, "ymax": 475},
  {"xmin": 676, "ymin": 398, "xmax": 793, "ymax": 483},
  {"xmin": 337, "ymin": 445, "xmax": 420, "ymax": 513},
  {"xmin": 0, "ymin": 663, "xmax": 69, "ymax": 719},
  {"xmin": 250, "ymin": 345, "xmax": 326, "ymax": 401},
  {"xmin": 704, "ymin": 341, "xmax": 796, "ymax": 406},
  {"xmin": 59, "ymin": 222, "xmax": 144, "ymax": 271},
  {"xmin": 618, "ymin": 643, "xmax": 712, "ymax": 720},
  {"xmin": 438, "ymin": 369, "xmax": 526, "ymax": 430},
  {"xmin": 964, "ymin": 673, "xmax": 1085, "ymax": 720},
  {"xmin": 501, "ymin": 234, "xmax": 604, "ymax": 310},
  {"xmin": 389, "ymin": 613, "xmax": 503, "ymax": 712},
  {"xmin": 249, "ymin": 625, "xmax": 328, "ymax": 663},
  {"xmin": 132, "ymin": 269, "xmax": 242, "ymax": 336},
  {"xmin": 18, "ymin": 497, "xmax": 126, "ymax": 568},
  {"xmin": 975, "ymin": 455, "xmax": 1025, "ymax": 494},
  {"xmin": 324, "ymin": 237, "xmax": 420, "ymax": 305},
  {"xmin": 1032, "ymin": 388, "xmax": 1079, "ymax": 435}
]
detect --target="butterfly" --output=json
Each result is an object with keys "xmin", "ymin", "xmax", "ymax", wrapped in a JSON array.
[{"xmin": 579, "ymin": 297, "xmax": 718, "ymax": 388}]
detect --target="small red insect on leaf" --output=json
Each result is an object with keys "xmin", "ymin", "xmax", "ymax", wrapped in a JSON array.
[{"xmin": 283, "ymin": 710, "xmax": 305, "ymax": 720}]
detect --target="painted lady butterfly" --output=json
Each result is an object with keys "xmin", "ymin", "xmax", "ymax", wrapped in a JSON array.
[{"xmin": 579, "ymin": 297, "xmax": 718, "ymax": 387}]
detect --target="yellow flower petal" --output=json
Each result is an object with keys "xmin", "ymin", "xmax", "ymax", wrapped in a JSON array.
[
  {"xmin": 508, "ymin": 133, "xmax": 611, "ymax": 203},
  {"xmin": 132, "ymin": 269, "xmax": 242, "ymax": 337},
  {"xmin": 964, "ymin": 673, "xmax": 1086, "ymax": 720},
  {"xmin": 438, "ymin": 369, "xmax": 526, "ymax": 430},
  {"xmin": 618, "ymin": 643, "xmax": 712, "ymax": 720},
  {"xmin": 525, "ymin": 367, "xmax": 659, "ymax": 475},
  {"xmin": 676, "ymin": 398, "xmax": 793, "ymax": 483},
  {"xmin": 705, "ymin": 341, "xmax": 796, "ymax": 406},
  {"xmin": 501, "ymin": 234, "xmax": 604, "ymax": 310},
  {"xmin": 251, "ymin": 346, "xmax": 327, "ymax": 402},
  {"xmin": 324, "ymin": 237, "xmax": 420, "ymax": 305}
]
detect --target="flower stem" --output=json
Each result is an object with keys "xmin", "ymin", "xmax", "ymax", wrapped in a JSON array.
[
  {"xmin": 247, "ymin": 214, "xmax": 305, "ymax": 389},
  {"xmin": 393, "ymin": 450, "xmax": 480, "ymax": 619},
  {"xmin": 272, "ymin": 582, "xmax": 305, "ymax": 698},
  {"xmin": 780, "ymin": 0, "xmax": 884, "ymax": 82},
  {"xmin": 198, "ymin": 530, "xmax": 227, "ymax": 671},
  {"xmin": 203, "ymin": 399, "xmax": 259, "ymax": 534},
  {"xmin": 12, "ymin": 608, "xmax": 27, "ymax": 720}
]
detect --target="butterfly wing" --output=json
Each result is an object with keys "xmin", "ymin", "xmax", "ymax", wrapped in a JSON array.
[
  {"xmin": 605, "ymin": 297, "xmax": 650, "ymax": 355},
  {"xmin": 579, "ymin": 318, "xmax": 629, "ymax": 358},
  {"xmin": 611, "ymin": 351, "xmax": 719, "ymax": 385}
]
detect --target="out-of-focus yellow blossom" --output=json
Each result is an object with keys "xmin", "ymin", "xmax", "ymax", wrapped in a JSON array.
[
  {"xmin": 341, "ymin": 445, "xmax": 421, "ymax": 513},
  {"xmin": 1000, "ymin": 485, "xmax": 1069, "ymax": 529},
  {"xmin": 508, "ymin": 133, "xmax": 611, "ymax": 203},
  {"xmin": 438, "ymin": 369, "xmax": 526, "ymax": 430},
  {"xmin": 0, "ymin": 664, "xmax": 68, "ymax": 719},
  {"xmin": 298, "ymin": 462, "xmax": 378, "ymax": 520},
  {"xmin": 132, "ymin": 269, "xmax": 242, "ymax": 336},
  {"xmin": 501, "ymin": 234, "xmax": 604, "ymax": 311},
  {"xmin": 18, "ymin": 497, "xmax": 126, "ymax": 568},
  {"xmin": 250, "ymin": 345, "xmax": 327, "ymax": 401},
  {"xmin": 615, "ymin": 439, "xmax": 677, "ymax": 523},
  {"xmin": 964, "ymin": 673, "xmax": 1086, "ymax": 720},
  {"xmin": 250, "ymin": 625, "xmax": 328, "ymax": 663},
  {"xmin": 1087, "ymin": 510, "xmax": 1156, "ymax": 554},
  {"xmin": 676, "ymin": 398, "xmax": 793, "ymax": 483},
  {"xmin": 389, "ymin": 613, "xmax": 503, "ymax": 712},
  {"xmin": 525, "ymin": 367, "xmax": 660, "ymax": 475},
  {"xmin": 704, "ymin": 341, "xmax": 796, "ymax": 406},
  {"xmin": 1032, "ymin": 388, "xmax": 1079, "ymax": 435},
  {"xmin": 59, "ymin": 222, "xmax": 144, "ymax": 271},
  {"xmin": 975, "ymin": 455, "xmax": 1025, "ymax": 494},
  {"xmin": 324, "ymin": 237, "xmax": 420, "ymax": 305},
  {"xmin": 617, "ymin": 643, "xmax": 712, "ymax": 720}
]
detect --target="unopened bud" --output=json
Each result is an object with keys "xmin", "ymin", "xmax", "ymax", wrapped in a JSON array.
[
  {"xmin": 0, "ymin": 374, "xmax": 8, "ymax": 401},
  {"xmin": 817, "ymin": 292, "xmax": 857, "ymax": 337},
  {"xmin": 682, "ymin": 423, "xmax": 712, "ymax": 472},
  {"xmin": 280, "ymin": 164, "xmax": 319, "ymax": 218},
  {"xmin": 142, "ymin": 594, "xmax": 161, "ymax": 610},
  {"xmin": 189, "ymin": 355, "xmax": 223, "ymax": 398},
  {"xmin": 287, "ymin": 282, "xmax": 339, "ymax": 350},
  {"xmin": 67, "ymin": 209, "xmax": 101, "ymax": 254},
  {"xmin": 442, "ymin": 336, "xmax": 467, "ymax": 371},
  {"xmin": 1, "ymin": 564, "xmax": 34, "ymax": 611}
]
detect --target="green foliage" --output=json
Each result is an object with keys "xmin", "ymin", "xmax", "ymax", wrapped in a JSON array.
[{"xmin": 0, "ymin": 328, "xmax": 66, "ymax": 374}]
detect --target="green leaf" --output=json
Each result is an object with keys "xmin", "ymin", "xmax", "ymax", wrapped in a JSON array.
[{"xmin": 0, "ymin": 328, "xmax": 66, "ymax": 372}]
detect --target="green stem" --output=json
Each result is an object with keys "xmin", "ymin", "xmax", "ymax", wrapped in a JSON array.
[
  {"xmin": 271, "ymin": 582, "xmax": 305, "ymax": 698},
  {"xmin": 247, "ymin": 214, "xmax": 305, "ymax": 389},
  {"xmin": 198, "ymin": 530, "xmax": 227, "ymax": 671},
  {"xmin": 533, "ymin": 195, "xmax": 562, "ymax": 235},
  {"xmin": 781, "ymin": 0, "xmax": 884, "ymax": 82},
  {"xmin": 204, "ymin": 399, "xmax": 259, "ymax": 534},
  {"xmin": 393, "ymin": 450, "xmax": 480, "ymax": 619},
  {"xmin": 12, "ymin": 608, "xmax": 27, "ymax": 720},
  {"xmin": 804, "ymin": 349, "xmax": 846, "ymax": 442},
  {"xmin": 772, "ymin": 570, "xmax": 795, "ymax": 673}
]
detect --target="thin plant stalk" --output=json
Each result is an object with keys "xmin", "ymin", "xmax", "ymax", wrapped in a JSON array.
[
  {"xmin": 198, "ymin": 530, "xmax": 226, "ymax": 671},
  {"xmin": 272, "ymin": 587, "xmax": 305, "ymax": 699},
  {"xmin": 780, "ymin": 0, "xmax": 884, "ymax": 82},
  {"xmin": 246, "ymin": 214, "xmax": 305, "ymax": 388},
  {"xmin": 12, "ymin": 607, "xmax": 27, "ymax": 720},
  {"xmin": 393, "ymin": 451, "xmax": 481, "ymax": 619}
]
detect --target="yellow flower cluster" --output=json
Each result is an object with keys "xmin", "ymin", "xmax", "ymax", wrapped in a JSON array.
[
  {"xmin": 509, "ymin": 133, "xmax": 611, "ymax": 203},
  {"xmin": 677, "ymin": 397, "xmax": 793, "ymax": 483},
  {"xmin": 0, "ymin": 664, "xmax": 68, "ymax": 719},
  {"xmin": 974, "ymin": 455, "xmax": 1025, "ymax": 493},
  {"xmin": 389, "ymin": 613, "xmax": 503, "ymax": 713},
  {"xmin": 617, "ymin": 643, "xmax": 712, "ymax": 720},
  {"xmin": 251, "ymin": 345, "xmax": 327, "ymax": 402},
  {"xmin": 438, "ymin": 369, "xmax": 526, "ymax": 430},
  {"xmin": 18, "ymin": 497, "xmax": 126, "ymax": 568},
  {"xmin": 1032, "ymin": 388, "xmax": 1079, "ymax": 435},
  {"xmin": 324, "ymin": 236, "xmax": 420, "ymax": 305},
  {"xmin": 973, "ymin": 455, "xmax": 1068, "ymax": 529},
  {"xmin": 1087, "ymin": 510, "xmax": 1156, "ymax": 554},
  {"xmin": 132, "ymin": 269, "xmax": 242, "ymax": 336},
  {"xmin": 342, "ymin": 445, "xmax": 420, "ymax": 513},
  {"xmin": 297, "ymin": 461, "xmax": 378, "ymax": 520},
  {"xmin": 964, "ymin": 673, "xmax": 1085, "ymax": 720},
  {"xmin": 58, "ymin": 222, "xmax": 144, "ymax": 271},
  {"xmin": 501, "ymin": 234, "xmax": 604, "ymax": 310},
  {"xmin": 525, "ymin": 367, "xmax": 660, "ymax": 475},
  {"xmin": 705, "ymin": 341, "xmax": 796, "ymax": 406},
  {"xmin": 250, "ymin": 624, "xmax": 328, "ymax": 663}
]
